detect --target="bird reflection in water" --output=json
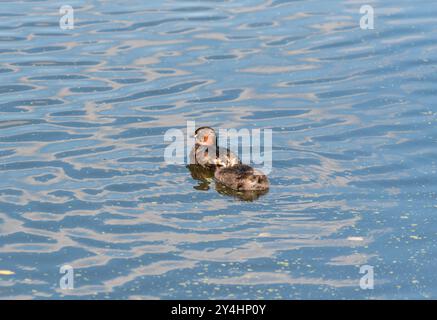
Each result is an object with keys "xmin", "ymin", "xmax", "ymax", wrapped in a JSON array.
[{"xmin": 186, "ymin": 164, "xmax": 269, "ymax": 201}]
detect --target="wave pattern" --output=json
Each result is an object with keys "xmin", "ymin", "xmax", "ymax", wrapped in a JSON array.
[{"xmin": 0, "ymin": 0, "xmax": 436, "ymax": 299}]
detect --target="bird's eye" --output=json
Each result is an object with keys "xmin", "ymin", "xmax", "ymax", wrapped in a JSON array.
[{"xmin": 203, "ymin": 135, "xmax": 209, "ymax": 142}]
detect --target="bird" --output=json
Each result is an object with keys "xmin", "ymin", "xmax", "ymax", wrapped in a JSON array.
[
  {"xmin": 189, "ymin": 126, "xmax": 269, "ymax": 191},
  {"xmin": 190, "ymin": 126, "xmax": 240, "ymax": 169},
  {"xmin": 214, "ymin": 164, "xmax": 269, "ymax": 191}
]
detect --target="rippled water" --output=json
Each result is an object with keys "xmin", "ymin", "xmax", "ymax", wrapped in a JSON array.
[{"xmin": 0, "ymin": 0, "xmax": 436, "ymax": 299}]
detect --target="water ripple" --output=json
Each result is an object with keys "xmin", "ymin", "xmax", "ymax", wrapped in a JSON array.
[{"xmin": 0, "ymin": 0, "xmax": 436, "ymax": 300}]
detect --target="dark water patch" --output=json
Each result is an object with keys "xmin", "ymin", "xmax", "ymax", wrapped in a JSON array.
[
  {"xmin": 0, "ymin": 13, "xmax": 24, "ymax": 17},
  {"xmin": 0, "ymin": 68, "xmax": 13, "ymax": 73},
  {"xmin": 317, "ymin": 88, "xmax": 367, "ymax": 99},
  {"xmin": 103, "ymin": 10, "xmax": 139, "ymax": 15},
  {"xmin": 266, "ymin": 36, "xmax": 304, "ymax": 46},
  {"xmin": 188, "ymin": 89, "xmax": 242, "ymax": 103},
  {"xmin": 111, "ymin": 78, "xmax": 146, "ymax": 84},
  {"xmin": 0, "ymin": 160, "xmax": 149, "ymax": 180},
  {"xmin": 272, "ymin": 158, "xmax": 321, "ymax": 168},
  {"xmin": 407, "ymin": 74, "xmax": 437, "ymax": 84},
  {"xmin": 52, "ymin": 116, "xmax": 157, "ymax": 129},
  {"xmin": 141, "ymin": 104, "xmax": 175, "ymax": 111},
  {"xmin": 410, "ymin": 152, "xmax": 437, "ymax": 165},
  {"xmin": 165, "ymin": 27, "xmax": 196, "ymax": 34},
  {"xmin": 0, "ymin": 247, "xmax": 93, "ymax": 273},
  {"xmin": 54, "ymin": 216, "xmax": 180, "ymax": 234},
  {"xmin": 274, "ymin": 177, "xmax": 314, "ymax": 185},
  {"xmin": 0, "ymin": 49, "xmax": 16, "ymax": 54},
  {"xmin": 0, "ymin": 199, "xmax": 102, "ymax": 216},
  {"xmin": 50, "ymin": 110, "xmax": 86, "ymax": 117},
  {"xmin": 100, "ymin": 18, "xmax": 180, "ymax": 32},
  {"xmin": 29, "ymin": 75, "xmax": 88, "ymax": 81},
  {"xmin": 49, "ymin": 121, "xmax": 102, "ymax": 128},
  {"xmin": 398, "ymin": 108, "xmax": 431, "ymax": 118},
  {"xmin": 21, "ymin": 21, "xmax": 59, "ymax": 28},
  {"xmin": 0, "ymin": 36, "xmax": 26, "ymax": 41},
  {"xmin": 0, "ymin": 232, "xmax": 56, "ymax": 246},
  {"xmin": 0, "ymin": 85, "xmax": 34, "ymax": 95},
  {"xmin": 171, "ymin": 6, "xmax": 212, "ymax": 12},
  {"xmin": 33, "ymin": 33, "xmax": 73, "ymax": 37},
  {"xmin": 111, "ymin": 116, "xmax": 156, "ymax": 125},
  {"xmin": 100, "ymin": 80, "xmax": 207, "ymax": 104},
  {"xmin": 242, "ymin": 109, "xmax": 309, "ymax": 120},
  {"xmin": 0, "ymin": 149, "xmax": 15, "ymax": 158},
  {"xmin": 117, "ymin": 156, "xmax": 163, "ymax": 163},
  {"xmin": 100, "ymin": 15, "xmax": 226, "ymax": 32},
  {"xmin": 385, "ymin": 9, "xmax": 437, "ymax": 21},
  {"xmin": 392, "ymin": 38, "xmax": 437, "ymax": 52},
  {"xmin": 69, "ymin": 235, "xmax": 159, "ymax": 250},
  {"xmin": 205, "ymin": 54, "xmax": 237, "ymax": 60},
  {"xmin": 0, "ymin": 119, "xmax": 45, "ymax": 129},
  {"xmin": 22, "ymin": 46, "xmax": 67, "ymax": 54},
  {"xmin": 320, "ymin": 50, "xmax": 383, "ymax": 62},
  {"xmin": 3, "ymin": 198, "xmax": 142, "ymax": 222},
  {"xmin": 104, "ymin": 182, "xmax": 157, "ymax": 192},
  {"xmin": 104, "ymin": 200, "xmax": 143, "ymax": 208},
  {"xmin": 246, "ymin": 22, "xmax": 274, "ymax": 28},
  {"xmin": 270, "ymin": 0, "xmax": 305, "ymax": 7},
  {"xmin": 107, "ymin": 126, "xmax": 180, "ymax": 139},
  {"xmin": 12, "ymin": 61, "xmax": 99, "ymax": 67},
  {"xmin": 48, "ymin": 190, "xmax": 76, "ymax": 198},
  {"xmin": 70, "ymin": 86, "xmax": 113, "ymax": 93},
  {"xmin": 0, "ymin": 189, "xmax": 22, "ymax": 196},
  {"xmin": 277, "ymin": 118, "xmax": 345, "ymax": 133},
  {"xmin": 411, "ymin": 89, "xmax": 437, "ymax": 96},
  {"xmin": 311, "ymin": 39, "xmax": 363, "ymax": 51},
  {"xmin": 102, "ymin": 67, "xmax": 137, "ymax": 71},
  {"xmin": 181, "ymin": 14, "xmax": 228, "ymax": 22},
  {"xmin": 0, "ymin": 98, "xmax": 64, "ymax": 113},
  {"xmin": 140, "ymin": 192, "xmax": 217, "ymax": 205},
  {"xmin": 339, "ymin": 163, "xmax": 408, "ymax": 177},
  {"xmin": 351, "ymin": 97, "xmax": 406, "ymax": 109},
  {"xmin": 82, "ymin": 188, "xmax": 104, "ymax": 195},
  {"xmin": 156, "ymin": 69, "xmax": 176, "ymax": 74},
  {"xmin": 76, "ymin": 20, "xmax": 109, "ymax": 27},
  {"xmin": 0, "ymin": 132, "xmax": 92, "ymax": 142},
  {"xmin": 55, "ymin": 146, "xmax": 115, "ymax": 159},
  {"xmin": 33, "ymin": 174, "xmax": 57, "ymax": 183},
  {"xmin": 227, "ymin": 35, "xmax": 257, "ymax": 40},
  {"xmin": 285, "ymin": 75, "xmax": 352, "ymax": 86}
]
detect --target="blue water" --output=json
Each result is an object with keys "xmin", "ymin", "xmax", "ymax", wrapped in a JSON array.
[{"xmin": 0, "ymin": 0, "xmax": 436, "ymax": 299}]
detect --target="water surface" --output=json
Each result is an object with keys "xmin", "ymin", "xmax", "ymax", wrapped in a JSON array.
[{"xmin": 0, "ymin": 0, "xmax": 436, "ymax": 299}]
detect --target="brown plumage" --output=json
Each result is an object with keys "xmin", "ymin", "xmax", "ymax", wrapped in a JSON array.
[
  {"xmin": 189, "ymin": 127, "xmax": 240, "ymax": 168},
  {"xmin": 214, "ymin": 164, "xmax": 269, "ymax": 191}
]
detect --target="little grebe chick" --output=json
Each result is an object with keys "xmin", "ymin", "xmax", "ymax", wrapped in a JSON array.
[
  {"xmin": 190, "ymin": 126, "xmax": 240, "ymax": 168},
  {"xmin": 214, "ymin": 164, "xmax": 269, "ymax": 191}
]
